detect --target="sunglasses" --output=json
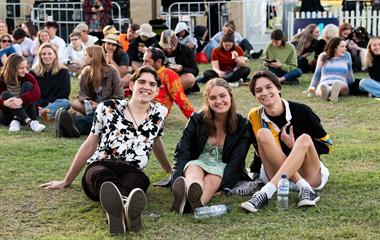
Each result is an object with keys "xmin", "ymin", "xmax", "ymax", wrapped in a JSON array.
[{"xmin": 1, "ymin": 40, "xmax": 12, "ymax": 43}]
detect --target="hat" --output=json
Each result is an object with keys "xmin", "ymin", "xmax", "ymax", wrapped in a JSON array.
[
  {"xmin": 74, "ymin": 23, "xmax": 89, "ymax": 32},
  {"xmin": 102, "ymin": 34, "xmax": 121, "ymax": 46},
  {"xmin": 103, "ymin": 25, "xmax": 119, "ymax": 35},
  {"xmin": 159, "ymin": 30, "xmax": 178, "ymax": 49},
  {"xmin": 174, "ymin": 22, "xmax": 189, "ymax": 35},
  {"xmin": 136, "ymin": 23, "xmax": 156, "ymax": 38}
]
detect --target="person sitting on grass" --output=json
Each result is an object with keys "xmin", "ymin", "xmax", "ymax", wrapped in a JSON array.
[
  {"xmin": 171, "ymin": 78, "xmax": 252, "ymax": 215},
  {"xmin": 359, "ymin": 37, "xmax": 380, "ymax": 97},
  {"xmin": 62, "ymin": 32, "xmax": 86, "ymax": 76},
  {"xmin": 308, "ymin": 37, "xmax": 354, "ymax": 102},
  {"xmin": 240, "ymin": 70, "xmax": 333, "ymax": 213},
  {"xmin": 157, "ymin": 30, "xmax": 199, "ymax": 92},
  {"xmin": 263, "ymin": 29, "xmax": 302, "ymax": 85},
  {"xmin": 201, "ymin": 33, "xmax": 250, "ymax": 87},
  {"xmin": 40, "ymin": 66, "xmax": 172, "ymax": 235},
  {"xmin": 0, "ymin": 53, "xmax": 45, "ymax": 132},
  {"xmin": 56, "ymin": 45, "xmax": 123, "ymax": 138},
  {"xmin": 30, "ymin": 43, "xmax": 71, "ymax": 121},
  {"xmin": 142, "ymin": 46, "xmax": 195, "ymax": 118}
]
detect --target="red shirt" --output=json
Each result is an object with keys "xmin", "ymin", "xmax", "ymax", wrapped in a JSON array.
[
  {"xmin": 155, "ymin": 67, "xmax": 194, "ymax": 118},
  {"xmin": 0, "ymin": 72, "xmax": 41, "ymax": 107},
  {"xmin": 211, "ymin": 46, "xmax": 244, "ymax": 72}
]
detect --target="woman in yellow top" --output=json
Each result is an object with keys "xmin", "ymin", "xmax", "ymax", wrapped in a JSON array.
[{"xmin": 241, "ymin": 70, "xmax": 333, "ymax": 213}]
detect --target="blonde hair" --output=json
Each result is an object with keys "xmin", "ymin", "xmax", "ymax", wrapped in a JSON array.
[
  {"xmin": 364, "ymin": 37, "xmax": 380, "ymax": 68},
  {"xmin": 79, "ymin": 45, "xmax": 109, "ymax": 89},
  {"xmin": 32, "ymin": 42, "xmax": 66, "ymax": 76},
  {"xmin": 0, "ymin": 53, "xmax": 26, "ymax": 85},
  {"xmin": 322, "ymin": 24, "xmax": 339, "ymax": 42},
  {"xmin": 202, "ymin": 78, "xmax": 237, "ymax": 136}
]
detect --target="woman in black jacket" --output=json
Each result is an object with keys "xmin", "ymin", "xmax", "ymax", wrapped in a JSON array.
[{"xmin": 171, "ymin": 78, "xmax": 251, "ymax": 214}]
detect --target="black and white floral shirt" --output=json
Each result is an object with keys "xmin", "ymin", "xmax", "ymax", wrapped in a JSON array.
[{"xmin": 87, "ymin": 99, "xmax": 168, "ymax": 170}]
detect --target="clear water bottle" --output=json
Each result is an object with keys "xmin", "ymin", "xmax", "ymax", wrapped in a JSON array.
[
  {"xmin": 194, "ymin": 204, "xmax": 230, "ymax": 219},
  {"xmin": 277, "ymin": 174, "xmax": 290, "ymax": 210},
  {"xmin": 84, "ymin": 100, "xmax": 92, "ymax": 115}
]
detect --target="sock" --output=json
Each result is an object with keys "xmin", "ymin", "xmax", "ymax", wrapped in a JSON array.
[
  {"xmin": 260, "ymin": 182, "xmax": 277, "ymax": 199},
  {"xmin": 249, "ymin": 50, "xmax": 254, "ymax": 54},
  {"xmin": 296, "ymin": 178, "xmax": 313, "ymax": 192}
]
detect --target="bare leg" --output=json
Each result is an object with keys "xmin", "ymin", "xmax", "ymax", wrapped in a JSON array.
[
  {"xmin": 269, "ymin": 134, "xmax": 322, "ymax": 187},
  {"xmin": 201, "ymin": 174, "xmax": 222, "ymax": 204},
  {"xmin": 256, "ymin": 128, "xmax": 302, "ymax": 183},
  {"xmin": 71, "ymin": 99, "xmax": 85, "ymax": 115},
  {"xmin": 184, "ymin": 165, "xmax": 205, "ymax": 188}
]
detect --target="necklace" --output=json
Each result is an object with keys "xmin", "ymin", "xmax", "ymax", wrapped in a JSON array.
[{"xmin": 126, "ymin": 104, "xmax": 149, "ymax": 128}]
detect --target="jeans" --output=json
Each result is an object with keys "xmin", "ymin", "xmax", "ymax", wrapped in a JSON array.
[
  {"xmin": 359, "ymin": 78, "xmax": 380, "ymax": 97},
  {"xmin": 74, "ymin": 112, "xmax": 95, "ymax": 135},
  {"xmin": 203, "ymin": 39, "xmax": 219, "ymax": 60},
  {"xmin": 0, "ymin": 82, "xmax": 37, "ymax": 125},
  {"xmin": 41, "ymin": 99, "xmax": 71, "ymax": 119},
  {"xmin": 268, "ymin": 67, "xmax": 302, "ymax": 82}
]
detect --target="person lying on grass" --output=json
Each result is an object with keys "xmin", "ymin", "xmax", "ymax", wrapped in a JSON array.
[
  {"xmin": 241, "ymin": 70, "xmax": 333, "ymax": 213},
  {"xmin": 171, "ymin": 78, "xmax": 252, "ymax": 215},
  {"xmin": 40, "ymin": 66, "xmax": 172, "ymax": 235}
]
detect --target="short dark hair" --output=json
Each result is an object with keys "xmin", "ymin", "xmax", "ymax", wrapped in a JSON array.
[
  {"xmin": 44, "ymin": 21, "xmax": 59, "ymax": 31},
  {"xmin": 148, "ymin": 46, "xmax": 166, "ymax": 65},
  {"xmin": 249, "ymin": 70, "xmax": 281, "ymax": 96},
  {"xmin": 271, "ymin": 29, "xmax": 286, "ymax": 46},
  {"xmin": 218, "ymin": 32, "xmax": 236, "ymax": 50},
  {"xmin": 12, "ymin": 28, "xmax": 27, "ymax": 40},
  {"xmin": 129, "ymin": 23, "xmax": 140, "ymax": 32},
  {"xmin": 131, "ymin": 66, "xmax": 161, "ymax": 87}
]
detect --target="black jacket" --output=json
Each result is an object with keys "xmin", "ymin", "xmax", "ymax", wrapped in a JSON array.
[
  {"xmin": 30, "ymin": 68, "xmax": 70, "ymax": 107},
  {"xmin": 172, "ymin": 112, "xmax": 252, "ymax": 190},
  {"xmin": 156, "ymin": 43, "xmax": 199, "ymax": 77}
]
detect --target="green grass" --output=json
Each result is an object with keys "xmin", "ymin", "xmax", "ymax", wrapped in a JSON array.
[{"xmin": 0, "ymin": 62, "xmax": 379, "ymax": 239}]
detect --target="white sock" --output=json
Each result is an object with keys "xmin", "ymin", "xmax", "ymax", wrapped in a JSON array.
[
  {"xmin": 249, "ymin": 50, "xmax": 254, "ymax": 54},
  {"xmin": 296, "ymin": 178, "xmax": 313, "ymax": 192},
  {"xmin": 260, "ymin": 182, "xmax": 277, "ymax": 199}
]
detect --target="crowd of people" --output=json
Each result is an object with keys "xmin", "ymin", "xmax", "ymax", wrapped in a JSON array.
[{"xmin": 0, "ymin": 16, "xmax": 379, "ymax": 236}]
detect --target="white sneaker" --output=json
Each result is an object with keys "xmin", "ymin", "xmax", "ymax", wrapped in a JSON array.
[
  {"xmin": 229, "ymin": 81, "xmax": 240, "ymax": 88},
  {"xmin": 9, "ymin": 120, "xmax": 21, "ymax": 132},
  {"xmin": 320, "ymin": 84, "xmax": 329, "ymax": 101},
  {"xmin": 29, "ymin": 120, "xmax": 46, "ymax": 132},
  {"xmin": 329, "ymin": 82, "xmax": 340, "ymax": 102}
]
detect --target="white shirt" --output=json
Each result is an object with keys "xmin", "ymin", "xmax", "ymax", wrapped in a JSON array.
[
  {"xmin": 82, "ymin": 35, "xmax": 99, "ymax": 48},
  {"xmin": 13, "ymin": 37, "xmax": 34, "ymax": 64},
  {"xmin": 62, "ymin": 44, "xmax": 86, "ymax": 68},
  {"xmin": 50, "ymin": 35, "xmax": 67, "ymax": 59}
]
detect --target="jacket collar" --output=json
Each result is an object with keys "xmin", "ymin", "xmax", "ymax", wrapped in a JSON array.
[{"xmin": 260, "ymin": 99, "xmax": 292, "ymax": 132}]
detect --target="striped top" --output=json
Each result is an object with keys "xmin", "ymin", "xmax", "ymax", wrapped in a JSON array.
[{"xmin": 310, "ymin": 51, "xmax": 354, "ymax": 88}]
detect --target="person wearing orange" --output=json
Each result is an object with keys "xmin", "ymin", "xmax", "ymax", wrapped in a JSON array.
[
  {"xmin": 143, "ymin": 46, "xmax": 194, "ymax": 118},
  {"xmin": 119, "ymin": 23, "xmax": 140, "ymax": 52}
]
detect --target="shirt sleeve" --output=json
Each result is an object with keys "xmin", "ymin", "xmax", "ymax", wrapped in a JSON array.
[
  {"xmin": 166, "ymin": 71, "xmax": 194, "ymax": 118},
  {"xmin": 310, "ymin": 53, "xmax": 324, "ymax": 88},
  {"xmin": 91, "ymin": 102, "xmax": 104, "ymax": 135}
]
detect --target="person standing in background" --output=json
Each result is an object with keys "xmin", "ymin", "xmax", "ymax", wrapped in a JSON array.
[{"xmin": 83, "ymin": 0, "xmax": 113, "ymax": 40}]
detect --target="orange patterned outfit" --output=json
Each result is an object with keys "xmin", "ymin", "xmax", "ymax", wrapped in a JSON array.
[{"xmin": 155, "ymin": 66, "xmax": 194, "ymax": 118}]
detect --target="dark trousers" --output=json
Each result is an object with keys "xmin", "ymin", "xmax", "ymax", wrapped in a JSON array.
[
  {"xmin": 239, "ymin": 39, "xmax": 254, "ymax": 53},
  {"xmin": 0, "ymin": 82, "xmax": 37, "ymax": 125},
  {"xmin": 82, "ymin": 160, "xmax": 150, "ymax": 201},
  {"xmin": 74, "ymin": 112, "xmax": 95, "ymax": 135},
  {"xmin": 203, "ymin": 66, "xmax": 251, "ymax": 83}
]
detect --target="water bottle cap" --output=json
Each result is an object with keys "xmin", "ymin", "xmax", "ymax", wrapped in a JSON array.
[{"xmin": 281, "ymin": 174, "xmax": 287, "ymax": 178}]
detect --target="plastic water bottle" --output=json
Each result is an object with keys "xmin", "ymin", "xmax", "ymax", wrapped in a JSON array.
[
  {"xmin": 277, "ymin": 174, "xmax": 290, "ymax": 211},
  {"xmin": 84, "ymin": 100, "xmax": 92, "ymax": 115},
  {"xmin": 194, "ymin": 204, "xmax": 230, "ymax": 219}
]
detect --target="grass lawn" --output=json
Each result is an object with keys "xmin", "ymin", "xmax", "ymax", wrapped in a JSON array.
[{"xmin": 0, "ymin": 61, "xmax": 379, "ymax": 240}]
